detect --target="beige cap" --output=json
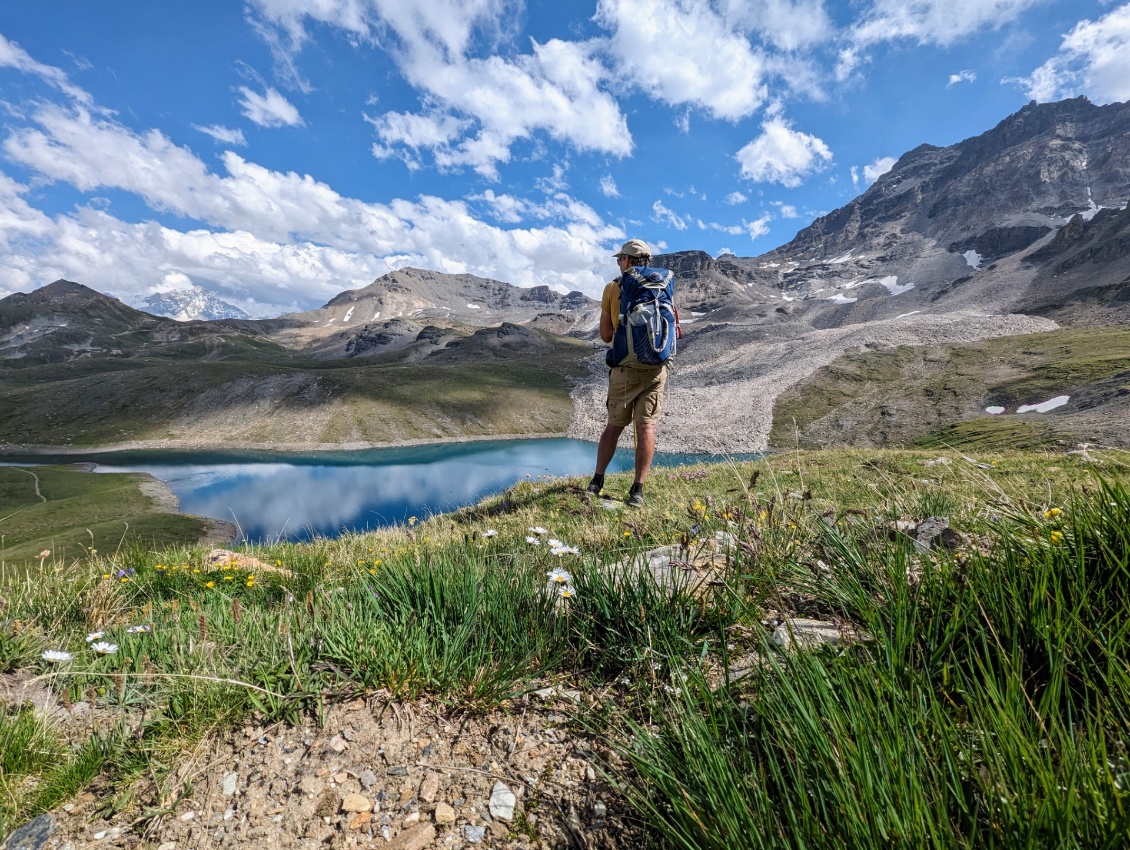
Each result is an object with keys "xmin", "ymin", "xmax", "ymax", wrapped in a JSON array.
[{"xmin": 614, "ymin": 239, "xmax": 651, "ymax": 258}]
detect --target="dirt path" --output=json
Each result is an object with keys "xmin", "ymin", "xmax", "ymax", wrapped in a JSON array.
[{"xmin": 11, "ymin": 466, "xmax": 48, "ymax": 503}]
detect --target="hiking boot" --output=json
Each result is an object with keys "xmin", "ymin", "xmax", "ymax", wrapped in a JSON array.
[
  {"xmin": 627, "ymin": 483, "xmax": 644, "ymax": 508},
  {"xmin": 586, "ymin": 474, "xmax": 605, "ymax": 495}
]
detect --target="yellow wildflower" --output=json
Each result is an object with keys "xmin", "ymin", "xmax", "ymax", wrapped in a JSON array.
[
  {"xmin": 1050, "ymin": 531, "xmax": 1064, "ymax": 545},
  {"xmin": 1044, "ymin": 508, "xmax": 1062, "ymax": 519},
  {"xmin": 205, "ymin": 581, "xmax": 215, "ymax": 588}
]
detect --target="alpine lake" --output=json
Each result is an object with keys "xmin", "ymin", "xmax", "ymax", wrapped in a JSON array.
[{"xmin": 7, "ymin": 438, "xmax": 735, "ymax": 543}]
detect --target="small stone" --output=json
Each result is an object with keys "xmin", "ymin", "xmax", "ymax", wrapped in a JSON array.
[
  {"xmin": 387, "ymin": 765, "xmax": 408, "ymax": 776},
  {"xmin": 771, "ymin": 618, "xmax": 842, "ymax": 650},
  {"xmin": 593, "ymin": 801, "xmax": 608, "ymax": 819},
  {"xmin": 434, "ymin": 803, "xmax": 456, "ymax": 825},
  {"xmin": 333, "ymin": 772, "xmax": 349, "ymax": 784},
  {"xmin": 158, "ymin": 843, "xmax": 176, "ymax": 850},
  {"xmin": 329, "ymin": 736, "xmax": 349, "ymax": 753},
  {"xmin": 403, "ymin": 811, "xmax": 421, "ymax": 825},
  {"xmin": 585, "ymin": 766, "xmax": 596, "ymax": 781},
  {"xmin": 223, "ymin": 808, "xmax": 234, "ymax": 821},
  {"xmin": 93, "ymin": 831, "xmax": 109, "ymax": 841},
  {"xmin": 419, "ymin": 772, "xmax": 440, "ymax": 803},
  {"xmin": 349, "ymin": 811, "xmax": 372, "ymax": 830},
  {"xmin": 359, "ymin": 770, "xmax": 378, "ymax": 789},
  {"xmin": 221, "ymin": 773, "xmax": 238, "ymax": 796},
  {"xmin": 387, "ymin": 824, "xmax": 436, "ymax": 850},
  {"xmin": 488, "ymin": 782, "xmax": 516, "ymax": 822},
  {"xmin": 179, "ymin": 812, "xmax": 196, "ymax": 822},
  {"xmin": 488, "ymin": 821, "xmax": 508, "ymax": 839},
  {"xmin": 465, "ymin": 825, "xmax": 486, "ymax": 844},
  {"xmin": 341, "ymin": 794, "xmax": 372, "ymax": 813}
]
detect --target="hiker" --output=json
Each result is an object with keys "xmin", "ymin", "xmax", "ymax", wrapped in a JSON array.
[{"xmin": 586, "ymin": 239, "xmax": 677, "ymax": 507}]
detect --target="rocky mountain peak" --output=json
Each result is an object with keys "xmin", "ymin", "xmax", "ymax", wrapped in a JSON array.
[{"xmin": 142, "ymin": 286, "xmax": 250, "ymax": 322}]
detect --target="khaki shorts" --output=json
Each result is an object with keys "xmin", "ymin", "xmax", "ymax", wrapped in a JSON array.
[{"xmin": 606, "ymin": 364, "xmax": 667, "ymax": 427}]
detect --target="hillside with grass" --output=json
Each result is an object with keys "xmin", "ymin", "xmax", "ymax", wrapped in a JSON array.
[
  {"xmin": 1, "ymin": 448, "xmax": 1127, "ymax": 848},
  {"xmin": 769, "ymin": 326, "xmax": 1130, "ymax": 451},
  {"xmin": 0, "ymin": 338, "xmax": 592, "ymax": 450},
  {"xmin": 0, "ymin": 466, "xmax": 229, "ymax": 570}
]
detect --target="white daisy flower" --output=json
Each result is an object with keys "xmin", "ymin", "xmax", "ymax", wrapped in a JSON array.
[
  {"xmin": 483, "ymin": 529, "xmax": 498, "ymax": 538},
  {"xmin": 547, "ymin": 567, "xmax": 573, "ymax": 584},
  {"xmin": 85, "ymin": 631, "xmax": 105, "ymax": 643},
  {"xmin": 547, "ymin": 538, "xmax": 563, "ymax": 548},
  {"xmin": 528, "ymin": 526, "xmax": 548, "ymax": 535},
  {"xmin": 525, "ymin": 536, "xmax": 541, "ymax": 546},
  {"xmin": 90, "ymin": 642, "xmax": 118, "ymax": 655},
  {"xmin": 558, "ymin": 585, "xmax": 577, "ymax": 600},
  {"xmin": 42, "ymin": 650, "xmax": 73, "ymax": 663},
  {"xmin": 126, "ymin": 625, "xmax": 152, "ymax": 634}
]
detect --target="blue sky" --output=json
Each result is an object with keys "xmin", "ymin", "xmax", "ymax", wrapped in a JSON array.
[{"xmin": 1, "ymin": 0, "xmax": 1127, "ymax": 316}]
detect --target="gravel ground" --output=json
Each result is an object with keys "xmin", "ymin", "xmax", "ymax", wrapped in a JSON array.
[{"xmin": 19, "ymin": 692, "xmax": 639, "ymax": 850}]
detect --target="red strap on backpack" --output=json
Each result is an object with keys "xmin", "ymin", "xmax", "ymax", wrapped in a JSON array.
[{"xmin": 674, "ymin": 305, "xmax": 683, "ymax": 340}]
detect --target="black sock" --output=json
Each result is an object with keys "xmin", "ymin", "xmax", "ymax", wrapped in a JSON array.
[
  {"xmin": 629, "ymin": 482, "xmax": 643, "ymax": 495},
  {"xmin": 590, "ymin": 473, "xmax": 604, "ymax": 486}
]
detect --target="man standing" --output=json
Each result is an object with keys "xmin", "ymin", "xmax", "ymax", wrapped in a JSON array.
[{"xmin": 586, "ymin": 239, "xmax": 674, "ymax": 507}]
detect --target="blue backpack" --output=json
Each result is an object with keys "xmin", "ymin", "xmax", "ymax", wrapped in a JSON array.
[{"xmin": 606, "ymin": 266, "xmax": 678, "ymax": 368}]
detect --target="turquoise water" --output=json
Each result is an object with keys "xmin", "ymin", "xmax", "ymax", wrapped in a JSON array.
[{"xmin": 23, "ymin": 438, "xmax": 736, "ymax": 543}]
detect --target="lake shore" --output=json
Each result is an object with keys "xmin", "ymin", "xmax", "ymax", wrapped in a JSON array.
[{"xmin": 0, "ymin": 430, "xmax": 578, "ymax": 458}]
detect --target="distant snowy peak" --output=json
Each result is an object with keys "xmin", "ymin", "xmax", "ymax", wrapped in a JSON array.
[{"xmin": 142, "ymin": 286, "xmax": 249, "ymax": 321}]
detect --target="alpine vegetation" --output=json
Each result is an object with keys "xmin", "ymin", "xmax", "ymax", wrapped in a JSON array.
[{"xmin": 0, "ymin": 449, "xmax": 1127, "ymax": 848}]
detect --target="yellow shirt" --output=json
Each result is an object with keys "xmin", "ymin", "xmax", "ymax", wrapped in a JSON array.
[{"xmin": 601, "ymin": 279, "xmax": 620, "ymax": 332}]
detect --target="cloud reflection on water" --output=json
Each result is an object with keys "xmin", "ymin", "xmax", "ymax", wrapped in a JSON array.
[{"xmin": 95, "ymin": 438, "xmax": 637, "ymax": 542}]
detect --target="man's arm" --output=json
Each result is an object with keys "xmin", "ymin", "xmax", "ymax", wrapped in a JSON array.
[{"xmin": 599, "ymin": 279, "xmax": 617, "ymax": 344}]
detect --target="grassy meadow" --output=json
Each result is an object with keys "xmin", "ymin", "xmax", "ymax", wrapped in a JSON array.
[
  {"xmin": 0, "ymin": 465, "xmax": 210, "ymax": 568},
  {"xmin": 0, "ymin": 447, "xmax": 1128, "ymax": 847},
  {"xmin": 0, "ymin": 338, "xmax": 591, "ymax": 447},
  {"xmin": 769, "ymin": 326, "xmax": 1130, "ymax": 451}
]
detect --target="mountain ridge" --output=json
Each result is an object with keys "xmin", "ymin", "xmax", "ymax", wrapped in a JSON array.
[{"xmin": 3, "ymin": 97, "xmax": 1129, "ymax": 453}]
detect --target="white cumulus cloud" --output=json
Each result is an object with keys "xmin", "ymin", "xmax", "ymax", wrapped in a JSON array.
[
  {"xmin": 0, "ymin": 32, "xmax": 93, "ymax": 105},
  {"xmin": 0, "ymin": 50, "xmax": 627, "ymax": 312},
  {"xmin": 851, "ymin": 0, "xmax": 1050, "ymax": 48},
  {"xmin": 238, "ymin": 86, "xmax": 304, "ymax": 127},
  {"xmin": 735, "ymin": 116, "xmax": 832, "ymax": 187},
  {"xmin": 194, "ymin": 124, "xmax": 248, "ymax": 146},
  {"xmin": 249, "ymin": 0, "xmax": 630, "ymax": 178},
  {"xmin": 719, "ymin": 0, "xmax": 834, "ymax": 51},
  {"xmin": 599, "ymin": 175, "xmax": 620, "ymax": 197},
  {"xmin": 1020, "ymin": 3, "xmax": 1130, "ymax": 104},
  {"xmin": 652, "ymin": 200, "xmax": 689, "ymax": 231},
  {"xmin": 946, "ymin": 70, "xmax": 976, "ymax": 87},
  {"xmin": 596, "ymin": 0, "xmax": 769, "ymax": 121},
  {"xmin": 863, "ymin": 155, "xmax": 896, "ymax": 184}
]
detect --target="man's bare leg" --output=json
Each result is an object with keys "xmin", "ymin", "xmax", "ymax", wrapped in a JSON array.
[
  {"xmin": 594, "ymin": 423, "xmax": 626, "ymax": 475},
  {"xmin": 633, "ymin": 422, "xmax": 655, "ymax": 485}
]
